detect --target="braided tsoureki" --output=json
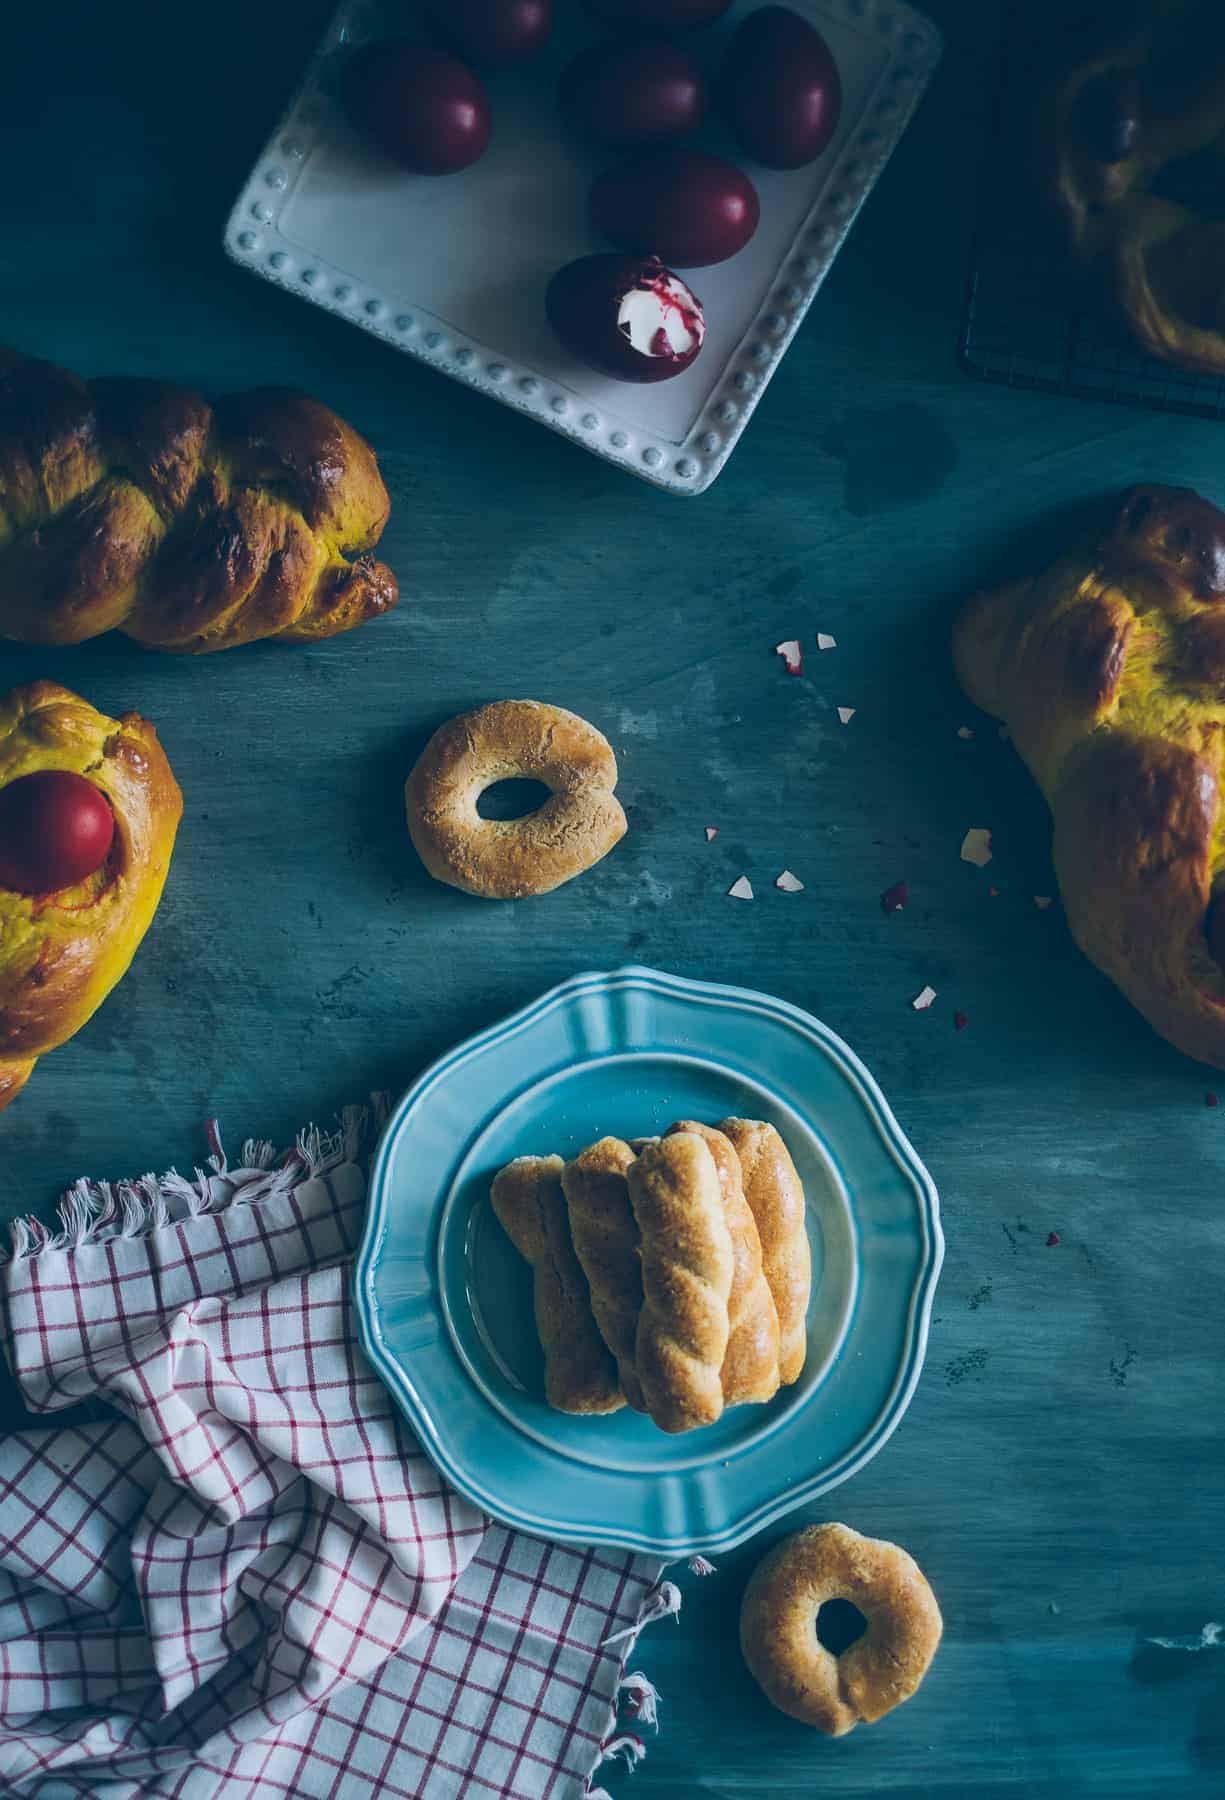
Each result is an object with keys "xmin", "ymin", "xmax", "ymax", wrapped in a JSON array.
[
  {"xmin": 955, "ymin": 484, "xmax": 1225, "ymax": 1069},
  {"xmin": 1044, "ymin": 1, "xmax": 1225, "ymax": 373},
  {"xmin": 0, "ymin": 348, "xmax": 398, "ymax": 653}
]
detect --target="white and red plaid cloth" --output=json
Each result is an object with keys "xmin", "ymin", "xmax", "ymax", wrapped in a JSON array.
[{"xmin": 0, "ymin": 1111, "xmax": 673, "ymax": 1798}]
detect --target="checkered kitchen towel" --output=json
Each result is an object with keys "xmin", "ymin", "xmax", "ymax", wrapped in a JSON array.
[{"xmin": 0, "ymin": 1109, "xmax": 678, "ymax": 1798}]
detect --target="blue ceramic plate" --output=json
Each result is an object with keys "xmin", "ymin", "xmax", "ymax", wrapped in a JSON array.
[{"xmin": 355, "ymin": 967, "xmax": 942, "ymax": 1556}]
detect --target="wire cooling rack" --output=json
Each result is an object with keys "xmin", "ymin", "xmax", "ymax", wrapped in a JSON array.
[{"xmin": 958, "ymin": 4, "xmax": 1225, "ymax": 423}]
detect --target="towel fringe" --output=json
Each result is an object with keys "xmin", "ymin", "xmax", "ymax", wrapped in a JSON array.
[
  {"xmin": 600, "ymin": 1580, "xmax": 681, "ymax": 1649},
  {"xmin": 1, "ymin": 1098, "xmax": 386, "ymax": 1263},
  {"xmin": 618, "ymin": 1671, "xmax": 660, "ymax": 1729},
  {"xmin": 587, "ymin": 1579, "xmax": 680, "ymax": 1795},
  {"xmin": 592, "ymin": 1733, "xmax": 645, "ymax": 1772}
]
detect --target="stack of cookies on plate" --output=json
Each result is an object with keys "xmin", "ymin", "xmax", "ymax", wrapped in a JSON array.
[{"xmin": 490, "ymin": 1119, "xmax": 811, "ymax": 1434}]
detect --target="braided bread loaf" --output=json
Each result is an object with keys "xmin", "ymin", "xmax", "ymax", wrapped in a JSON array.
[
  {"xmin": 0, "ymin": 348, "xmax": 398, "ymax": 653},
  {"xmin": 627, "ymin": 1133, "xmax": 733, "ymax": 1434},
  {"xmin": 1045, "ymin": 2, "xmax": 1225, "ymax": 372},
  {"xmin": 0, "ymin": 682, "xmax": 181, "ymax": 1108},
  {"xmin": 955, "ymin": 484, "xmax": 1225, "ymax": 1068},
  {"xmin": 666, "ymin": 1121, "xmax": 780, "ymax": 1407}
]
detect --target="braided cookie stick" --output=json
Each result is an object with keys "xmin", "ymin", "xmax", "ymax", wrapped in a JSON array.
[
  {"xmin": 718, "ymin": 1119, "xmax": 811, "ymax": 1385},
  {"xmin": 562, "ymin": 1138, "xmax": 647, "ymax": 1412},
  {"xmin": 628, "ymin": 1134, "xmax": 734, "ymax": 1433},
  {"xmin": 490, "ymin": 1157, "xmax": 623, "ymax": 1416},
  {"xmin": 667, "ymin": 1121, "xmax": 780, "ymax": 1407}
]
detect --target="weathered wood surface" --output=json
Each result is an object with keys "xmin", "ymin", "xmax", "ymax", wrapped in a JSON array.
[{"xmin": 0, "ymin": 0, "xmax": 1221, "ymax": 1792}]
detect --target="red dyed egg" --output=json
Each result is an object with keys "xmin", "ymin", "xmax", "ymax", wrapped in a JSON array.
[
  {"xmin": 428, "ymin": 0, "xmax": 552, "ymax": 67},
  {"xmin": 547, "ymin": 253, "xmax": 705, "ymax": 382},
  {"xmin": 720, "ymin": 7, "xmax": 842, "ymax": 169},
  {"xmin": 590, "ymin": 147, "xmax": 759, "ymax": 267},
  {"xmin": 560, "ymin": 38, "xmax": 706, "ymax": 148},
  {"xmin": 342, "ymin": 41, "xmax": 492, "ymax": 175},
  {"xmin": 0, "ymin": 771, "xmax": 115, "ymax": 895}
]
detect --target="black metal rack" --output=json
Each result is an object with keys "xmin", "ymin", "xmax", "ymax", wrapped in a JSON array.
[{"xmin": 958, "ymin": 5, "xmax": 1225, "ymax": 423}]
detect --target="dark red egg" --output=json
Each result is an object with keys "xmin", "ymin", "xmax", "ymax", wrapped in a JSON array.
[
  {"xmin": 547, "ymin": 253, "xmax": 705, "ymax": 382},
  {"xmin": 341, "ymin": 41, "xmax": 491, "ymax": 175},
  {"xmin": 590, "ymin": 147, "xmax": 759, "ymax": 267},
  {"xmin": 428, "ymin": 0, "xmax": 552, "ymax": 67},
  {"xmin": 0, "ymin": 771, "xmax": 115, "ymax": 895},
  {"xmin": 560, "ymin": 38, "xmax": 706, "ymax": 148},
  {"xmin": 585, "ymin": 0, "xmax": 733, "ymax": 28},
  {"xmin": 721, "ymin": 6, "xmax": 842, "ymax": 169}
]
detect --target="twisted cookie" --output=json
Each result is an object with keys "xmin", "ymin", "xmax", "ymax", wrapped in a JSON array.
[
  {"xmin": 719, "ymin": 1119, "xmax": 810, "ymax": 1385},
  {"xmin": 562, "ymin": 1137, "xmax": 647, "ymax": 1411},
  {"xmin": 740, "ymin": 1523, "xmax": 942, "ymax": 1734},
  {"xmin": 490, "ymin": 1156, "xmax": 623, "ymax": 1415},
  {"xmin": 627, "ymin": 1133, "xmax": 733, "ymax": 1434},
  {"xmin": 0, "ymin": 348, "xmax": 398, "ymax": 652},
  {"xmin": 666, "ymin": 1121, "xmax": 779, "ymax": 1406},
  {"xmin": 406, "ymin": 701, "xmax": 627, "ymax": 899}
]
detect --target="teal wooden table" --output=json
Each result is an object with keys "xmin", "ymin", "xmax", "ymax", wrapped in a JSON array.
[{"xmin": 2, "ymin": 3, "xmax": 1223, "ymax": 1795}]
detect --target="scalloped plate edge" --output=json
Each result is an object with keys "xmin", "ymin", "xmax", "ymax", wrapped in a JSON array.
[{"xmin": 355, "ymin": 966, "xmax": 943, "ymax": 1553}]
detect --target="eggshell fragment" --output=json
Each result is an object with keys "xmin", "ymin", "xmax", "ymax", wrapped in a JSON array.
[{"xmin": 960, "ymin": 827, "xmax": 992, "ymax": 867}]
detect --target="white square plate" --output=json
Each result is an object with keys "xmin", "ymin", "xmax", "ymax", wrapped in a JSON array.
[{"xmin": 225, "ymin": 0, "xmax": 940, "ymax": 493}]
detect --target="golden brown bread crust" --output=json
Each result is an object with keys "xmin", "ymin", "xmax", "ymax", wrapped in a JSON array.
[
  {"xmin": 0, "ymin": 348, "xmax": 398, "ymax": 652},
  {"xmin": 627, "ymin": 1134, "xmax": 733, "ymax": 1434},
  {"xmin": 0, "ymin": 681, "xmax": 182, "ymax": 1108},
  {"xmin": 740, "ymin": 1523, "xmax": 942, "ymax": 1735},
  {"xmin": 562, "ymin": 1137, "xmax": 647, "ymax": 1412},
  {"xmin": 666, "ymin": 1121, "xmax": 779, "ymax": 1407},
  {"xmin": 954, "ymin": 485, "xmax": 1225, "ymax": 1067},
  {"xmin": 1044, "ymin": 3, "xmax": 1225, "ymax": 373},
  {"xmin": 718, "ymin": 1119, "xmax": 810, "ymax": 1385},
  {"xmin": 489, "ymin": 1156, "xmax": 624, "ymax": 1416},
  {"xmin": 405, "ymin": 700, "xmax": 627, "ymax": 899}
]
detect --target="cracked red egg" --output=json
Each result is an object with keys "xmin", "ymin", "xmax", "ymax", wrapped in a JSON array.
[{"xmin": 546, "ymin": 253, "xmax": 705, "ymax": 382}]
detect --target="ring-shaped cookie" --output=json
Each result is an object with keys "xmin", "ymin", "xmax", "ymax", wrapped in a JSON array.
[
  {"xmin": 405, "ymin": 700, "xmax": 627, "ymax": 899},
  {"xmin": 740, "ymin": 1522, "xmax": 942, "ymax": 1735}
]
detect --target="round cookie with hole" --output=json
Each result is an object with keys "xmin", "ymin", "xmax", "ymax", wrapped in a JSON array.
[
  {"xmin": 405, "ymin": 700, "xmax": 628, "ymax": 899},
  {"xmin": 739, "ymin": 1522, "xmax": 942, "ymax": 1734}
]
